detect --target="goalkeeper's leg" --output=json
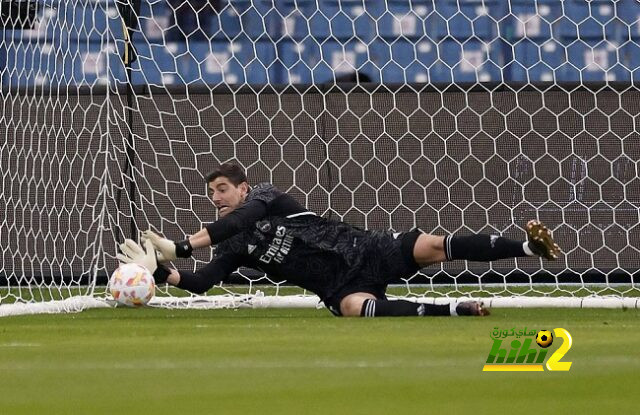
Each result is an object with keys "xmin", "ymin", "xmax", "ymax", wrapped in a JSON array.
[
  {"xmin": 413, "ymin": 220, "xmax": 561, "ymax": 266},
  {"xmin": 338, "ymin": 293, "xmax": 489, "ymax": 317}
]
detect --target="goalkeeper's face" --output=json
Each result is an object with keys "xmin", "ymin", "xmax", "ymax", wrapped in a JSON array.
[{"xmin": 208, "ymin": 177, "xmax": 249, "ymax": 217}]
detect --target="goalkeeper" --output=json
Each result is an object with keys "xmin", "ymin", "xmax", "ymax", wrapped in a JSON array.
[{"xmin": 118, "ymin": 163, "xmax": 561, "ymax": 317}]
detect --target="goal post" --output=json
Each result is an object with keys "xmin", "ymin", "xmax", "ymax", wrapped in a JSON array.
[{"xmin": 1, "ymin": 0, "xmax": 640, "ymax": 316}]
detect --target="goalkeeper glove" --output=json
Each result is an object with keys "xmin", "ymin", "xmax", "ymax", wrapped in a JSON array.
[
  {"xmin": 116, "ymin": 239, "xmax": 158, "ymax": 273},
  {"xmin": 116, "ymin": 239, "xmax": 172, "ymax": 284},
  {"xmin": 141, "ymin": 230, "xmax": 193, "ymax": 261}
]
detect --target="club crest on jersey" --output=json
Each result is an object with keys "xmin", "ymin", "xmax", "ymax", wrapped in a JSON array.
[
  {"xmin": 256, "ymin": 220, "xmax": 271, "ymax": 233},
  {"xmin": 259, "ymin": 225, "xmax": 293, "ymax": 264}
]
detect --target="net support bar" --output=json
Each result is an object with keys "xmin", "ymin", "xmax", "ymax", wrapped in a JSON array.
[
  {"xmin": 0, "ymin": 296, "xmax": 113, "ymax": 317},
  {"xmin": 418, "ymin": 296, "xmax": 640, "ymax": 309},
  {"xmin": 147, "ymin": 295, "xmax": 640, "ymax": 310},
  {"xmin": 1, "ymin": 294, "xmax": 638, "ymax": 317}
]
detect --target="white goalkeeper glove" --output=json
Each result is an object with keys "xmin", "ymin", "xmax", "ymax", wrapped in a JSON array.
[
  {"xmin": 141, "ymin": 230, "xmax": 193, "ymax": 262},
  {"xmin": 141, "ymin": 230, "xmax": 177, "ymax": 262},
  {"xmin": 116, "ymin": 239, "xmax": 158, "ymax": 274}
]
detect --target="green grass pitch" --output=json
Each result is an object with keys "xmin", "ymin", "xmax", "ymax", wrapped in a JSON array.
[{"xmin": 0, "ymin": 307, "xmax": 638, "ymax": 414}]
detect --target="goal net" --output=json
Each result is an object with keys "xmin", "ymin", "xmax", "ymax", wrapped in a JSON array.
[{"xmin": 1, "ymin": 0, "xmax": 639, "ymax": 315}]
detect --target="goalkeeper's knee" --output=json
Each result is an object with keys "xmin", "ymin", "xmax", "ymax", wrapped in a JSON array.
[{"xmin": 339, "ymin": 293, "xmax": 376, "ymax": 316}]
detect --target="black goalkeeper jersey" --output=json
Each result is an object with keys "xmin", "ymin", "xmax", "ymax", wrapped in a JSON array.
[
  {"xmin": 178, "ymin": 183, "xmax": 420, "ymax": 302},
  {"xmin": 204, "ymin": 182, "xmax": 308, "ymax": 244}
]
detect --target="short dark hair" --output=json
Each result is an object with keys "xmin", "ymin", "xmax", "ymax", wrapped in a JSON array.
[{"xmin": 205, "ymin": 163, "xmax": 247, "ymax": 186}]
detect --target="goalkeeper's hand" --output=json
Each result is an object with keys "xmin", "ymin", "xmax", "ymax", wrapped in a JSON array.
[
  {"xmin": 116, "ymin": 239, "xmax": 158, "ymax": 274},
  {"xmin": 141, "ymin": 230, "xmax": 177, "ymax": 262},
  {"xmin": 116, "ymin": 239, "xmax": 172, "ymax": 284},
  {"xmin": 141, "ymin": 230, "xmax": 193, "ymax": 261}
]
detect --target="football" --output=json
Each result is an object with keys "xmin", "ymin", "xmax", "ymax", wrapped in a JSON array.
[
  {"xmin": 109, "ymin": 263, "xmax": 155, "ymax": 307},
  {"xmin": 536, "ymin": 330, "xmax": 554, "ymax": 348}
]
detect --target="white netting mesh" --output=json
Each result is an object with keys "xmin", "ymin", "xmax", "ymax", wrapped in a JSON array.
[{"xmin": 1, "ymin": 0, "xmax": 640, "ymax": 313}]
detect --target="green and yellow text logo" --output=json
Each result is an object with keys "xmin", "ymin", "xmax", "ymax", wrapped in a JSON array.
[{"xmin": 483, "ymin": 327, "xmax": 572, "ymax": 372}]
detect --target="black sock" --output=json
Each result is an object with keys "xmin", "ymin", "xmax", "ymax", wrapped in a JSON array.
[
  {"xmin": 360, "ymin": 299, "xmax": 451, "ymax": 317},
  {"xmin": 444, "ymin": 234, "xmax": 529, "ymax": 261}
]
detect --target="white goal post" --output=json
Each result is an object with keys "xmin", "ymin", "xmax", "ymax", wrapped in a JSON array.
[{"xmin": 1, "ymin": 0, "xmax": 640, "ymax": 316}]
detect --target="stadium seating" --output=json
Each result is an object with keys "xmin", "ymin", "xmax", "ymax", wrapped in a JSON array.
[{"xmin": 2, "ymin": 0, "xmax": 640, "ymax": 86}]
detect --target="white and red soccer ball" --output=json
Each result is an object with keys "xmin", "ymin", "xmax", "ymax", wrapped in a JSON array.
[{"xmin": 109, "ymin": 263, "xmax": 155, "ymax": 307}]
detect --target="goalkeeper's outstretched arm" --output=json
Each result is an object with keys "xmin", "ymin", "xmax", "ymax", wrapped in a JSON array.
[
  {"xmin": 163, "ymin": 253, "xmax": 240, "ymax": 294},
  {"xmin": 143, "ymin": 198, "xmax": 268, "ymax": 261},
  {"xmin": 119, "ymin": 238, "xmax": 241, "ymax": 294},
  {"xmin": 156, "ymin": 266, "xmax": 218, "ymax": 294}
]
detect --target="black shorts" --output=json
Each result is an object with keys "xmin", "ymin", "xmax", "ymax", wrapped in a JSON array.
[{"xmin": 323, "ymin": 229, "xmax": 422, "ymax": 316}]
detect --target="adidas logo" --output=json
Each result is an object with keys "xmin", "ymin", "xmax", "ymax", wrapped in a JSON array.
[{"xmin": 248, "ymin": 244, "xmax": 256, "ymax": 254}]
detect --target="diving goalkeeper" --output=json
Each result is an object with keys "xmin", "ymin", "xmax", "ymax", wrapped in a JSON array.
[{"xmin": 117, "ymin": 163, "xmax": 561, "ymax": 317}]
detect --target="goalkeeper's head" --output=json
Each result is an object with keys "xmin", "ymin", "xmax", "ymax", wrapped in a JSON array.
[{"xmin": 205, "ymin": 163, "xmax": 250, "ymax": 217}]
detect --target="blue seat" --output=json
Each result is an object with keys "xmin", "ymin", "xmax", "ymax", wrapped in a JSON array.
[
  {"xmin": 278, "ymin": 38, "xmax": 373, "ymax": 84},
  {"xmin": 615, "ymin": 0, "xmax": 640, "ymax": 27},
  {"xmin": 423, "ymin": 8, "xmax": 449, "ymax": 40},
  {"xmin": 434, "ymin": 38, "xmax": 502, "ymax": 83},
  {"xmin": 1, "ymin": 39, "xmax": 45, "ymax": 86},
  {"xmin": 1, "ymin": 38, "xmax": 120, "ymax": 86},
  {"xmin": 137, "ymin": 0, "xmax": 168, "ymax": 42},
  {"xmin": 119, "ymin": 41, "xmax": 185, "ymax": 85},
  {"xmin": 621, "ymin": 40, "xmax": 640, "ymax": 81},
  {"xmin": 455, "ymin": 0, "xmax": 497, "ymax": 39},
  {"xmin": 424, "ymin": 61, "xmax": 451, "ymax": 82},
  {"xmin": 64, "ymin": 40, "xmax": 108, "ymax": 85},
  {"xmin": 274, "ymin": 1, "xmax": 315, "ymax": 40},
  {"xmin": 237, "ymin": 38, "xmax": 277, "ymax": 84},
  {"xmin": 169, "ymin": 39, "xmax": 275, "ymax": 85},
  {"xmin": 276, "ymin": 37, "xmax": 320, "ymax": 84},
  {"xmin": 504, "ymin": 3, "xmax": 557, "ymax": 42},
  {"xmin": 511, "ymin": 40, "xmax": 538, "ymax": 71},
  {"xmin": 619, "ymin": 40, "xmax": 640, "ymax": 71},
  {"xmin": 314, "ymin": 38, "xmax": 372, "ymax": 83},
  {"xmin": 388, "ymin": 39, "xmax": 418, "ymax": 69},
  {"xmin": 214, "ymin": 0, "xmax": 276, "ymax": 40},
  {"xmin": 400, "ymin": 39, "xmax": 436, "ymax": 83},
  {"xmin": 423, "ymin": 0, "xmax": 499, "ymax": 41},
  {"xmin": 560, "ymin": 0, "xmax": 623, "ymax": 39},
  {"xmin": 36, "ymin": 3, "xmax": 114, "ymax": 42},
  {"xmin": 513, "ymin": 39, "xmax": 565, "ymax": 69},
  {"xmin": 275, "ymin": 0, "xmax": 332, "ymax": 40},
  {"xmin": 369, "ymin": 38, "xmax": 435, "ymax": 83},
  {"xmin": 606, "ymin": 63, "xmax": 632, "ymax": 82},
  {"xmin": 520, "ymin": 40, "xmax": 575, "ymax": 82},
  {"xmin": 383, "ymin": 0, "xmax": 415, "ymax": 15},
  {"xmin": 116, "ymin": 39, "xmax": 273, "ymax": 86},
  {"xmin": 274, "ymin": 0, "xmax": 362, "ymax": 41},
  {"xmin": 316, "ymin": 0, "xmax": 372, "ymax": 41},
  {"xmin": 563, "ymin": 38, "xmax": 626, "ymax": 81},
  {"xmin": 562, "ymin": 0, "xmax": 591, "ymax": 25},
  {"xmin": 373, "ymin": 0, "xmax": 430, "ymax": 39},
  {"xmin": 432, "ymin": 2, "xmax": 470, "ymax": 39},
  {"xmin": 523, "ymin": 43, "xmax": 572, "ymax": 82}
]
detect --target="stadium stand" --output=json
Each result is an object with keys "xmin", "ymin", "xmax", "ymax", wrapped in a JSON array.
[{"xmin": 2, "ymin": 1, "xmax": 640, "ymax": 85}]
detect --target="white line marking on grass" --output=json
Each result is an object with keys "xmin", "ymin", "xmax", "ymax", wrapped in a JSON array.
[
  {"xmin": 0, "ymin": 342, "xmax": 41, "ymax": 348},
  {"xmin": 0, "ymin": 358, "xmax": 486, "ymax": 370}
]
